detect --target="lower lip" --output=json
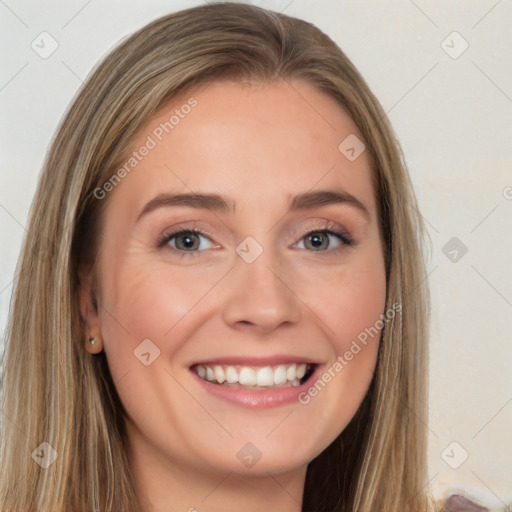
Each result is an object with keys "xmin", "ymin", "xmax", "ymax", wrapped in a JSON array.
[{"xmin": 190, "ymin": 365, "xmax": 323, "ymax": 409}]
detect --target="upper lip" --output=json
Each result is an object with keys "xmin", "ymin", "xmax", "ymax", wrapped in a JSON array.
[{"xmin": 190, "ymin": 355, "xmax": 321, "ymax": 367}]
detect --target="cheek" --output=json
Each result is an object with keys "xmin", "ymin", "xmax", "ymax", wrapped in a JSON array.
[
  {"xmin": 295, "ymin": 259, "xmax": 386, "ymax": 438},
  {"xmin": 329, "ymin": 266, "xmax": 386, "ymax": 350},
  {"xmin": 97, "ymin": 254, "xmax": 232, "ymax": 377},
  {"xmin": 302, "ymin": 245, "xmax": 386, "ymax": 401},
  {"xmin": 305, "ymin": 249, "xmax": 387, "ymax": 350},
  {"xmin": 96, "ymin": 259, "xmax": 218, "ymax": 447},
  {"xmin": 97, "ymin": 259, "xmax": 194, "ymax": 368}
]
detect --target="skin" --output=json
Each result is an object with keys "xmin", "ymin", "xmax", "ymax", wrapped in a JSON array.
[{"xmin": 80, "ymin": 79, "xmax": 387, "ymax": 512}]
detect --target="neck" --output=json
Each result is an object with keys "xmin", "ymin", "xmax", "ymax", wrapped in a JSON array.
[{"xmin": 126, "ymin": 424, "xmax": 307, "ymax": 512}]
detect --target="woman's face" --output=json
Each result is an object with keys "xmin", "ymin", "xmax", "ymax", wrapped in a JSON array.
[{"xmin": 82, "ymin": 79, "xmax": 386, "ymax": 479}]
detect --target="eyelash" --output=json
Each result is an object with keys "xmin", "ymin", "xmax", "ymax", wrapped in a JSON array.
[{"xmin": 157, "ymin": 225, "xmax": 353, "ymax": 257}]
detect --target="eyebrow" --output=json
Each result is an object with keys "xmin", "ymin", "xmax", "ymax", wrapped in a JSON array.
[{"xmin": 136, "ymin": 189, "xmax": 370, "ymax": 222}]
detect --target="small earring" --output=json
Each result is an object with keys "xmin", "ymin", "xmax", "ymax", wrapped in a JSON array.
[{"xmin": 88, "ymin": 336, "xmax": 97, "ymax": 346}]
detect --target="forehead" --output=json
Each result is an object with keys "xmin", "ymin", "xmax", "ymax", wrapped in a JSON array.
[{"xmin": 108, "ymin": 78, "xmax": 377, "ymax": 218}]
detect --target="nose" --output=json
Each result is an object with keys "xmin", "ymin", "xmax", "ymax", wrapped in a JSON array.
[{"xmin": 221, "ymin": 243, "xmax": 302, "ymax": 335}]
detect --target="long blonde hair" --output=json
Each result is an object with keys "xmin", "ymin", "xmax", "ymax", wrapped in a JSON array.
[{"xmin": 0, "ymin": 3, "xmax": 438, "ymax": 510}]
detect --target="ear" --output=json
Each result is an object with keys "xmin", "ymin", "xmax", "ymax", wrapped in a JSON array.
[{"xmin": 78, "ymin": 265, "xmax": 103, "ymax": 354}]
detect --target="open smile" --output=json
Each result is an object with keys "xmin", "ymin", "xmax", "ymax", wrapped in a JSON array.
[{"xmin": 190, "ymin": 358, "xmax": 322, "ymax": 408}]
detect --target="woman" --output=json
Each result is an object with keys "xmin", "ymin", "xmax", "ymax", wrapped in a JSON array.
[{"xmin": 0, "ymin": 3, "xmax": 439, "ymax": 511}]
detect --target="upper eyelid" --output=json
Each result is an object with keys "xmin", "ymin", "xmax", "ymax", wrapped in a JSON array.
[
  {"xmin": 164, "ymin": 219, "xmax": 346, "ymax": 234},
  {"xmin": 288, "ymin": 218, "xmax": 349, "ymax": 239},
  {"xmin": 161, "ymin": 217, "xmax": 349, "ymax": 236}
]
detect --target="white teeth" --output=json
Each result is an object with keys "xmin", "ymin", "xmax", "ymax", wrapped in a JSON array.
[
  {"xmin": 225, "ymin": 366, "xmax": 239, "ymax": 384},
  {"xmin": 239, "ymin": 367, "xmax": 257, "ymax": 386},
  {"xmin": 296, "ymin": 364, "xmax": 307, "ymax": 379},
  {"xmin": 286, "ymin": 363, "xmax": 296, "ymax": 381},
  {"xmin": 197, "ymin": 365, "xmax": 206, "ymax": 379},
  {"xmin": 194, "ymin": 362, "xmax": 314, "ymax": 388},
  {"xmin": 213, "ymin": 365, "xmax": 225, "ymax": 384},
  {"xmin": 256, "ymin": 366, "xmax": 274, "ymax": 386},
  {"xmin": 273, "ymin": 365, "xmax": 287, "ymax": 385}
]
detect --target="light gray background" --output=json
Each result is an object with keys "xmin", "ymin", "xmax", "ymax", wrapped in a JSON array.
[{"xmin": 1, "ymin": 0, "xmax": 511, "ymax": 507}]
